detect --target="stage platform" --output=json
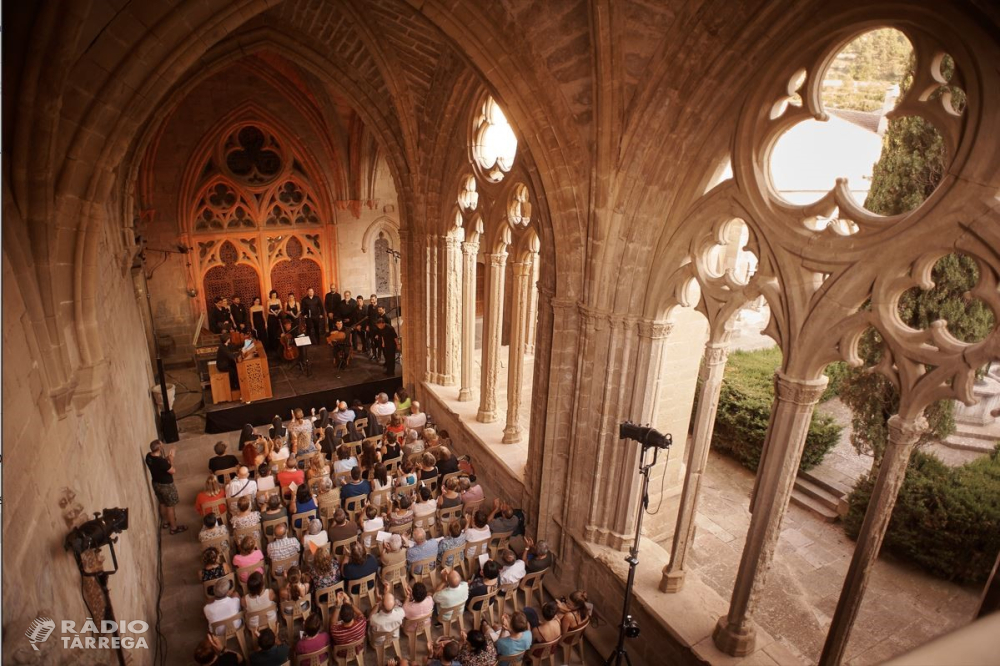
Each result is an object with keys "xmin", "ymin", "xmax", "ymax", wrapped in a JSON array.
[{"xmin": 204, "ymin": 348, "xmax": 402, "ymax": 433}]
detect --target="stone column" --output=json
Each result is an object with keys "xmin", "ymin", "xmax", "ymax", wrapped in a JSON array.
[
  {"xmin": 438, "ymin": 234, "xmax": 462, "ymax": 386},
  {"xmin": 477, "ymin": 251, "xmax": 507, "ymax": 422},
  {"xmin": 819, "ymin": 415, "xmax": 927, "ymax": 666},
  {"xmin": 661, "ymin": 339, "xmax": 730, "ymax": 593},
  {"xmin": 423, "ymin": 235, "xmax": 439, "ymax": 384},
  {"xmin": 502, "ymin": 259, "xmax": 533, "ymax": 443},
  {"xmin": 713, "ymin": 372, "xmax": 827, "ymax": 656},
  {"xmin": 458, "ymin": 240, "xmax": 479, "ymax": 402},
  {"xmin": 524, "ymin": 259, "xmax": 539, "ymax": 356}
]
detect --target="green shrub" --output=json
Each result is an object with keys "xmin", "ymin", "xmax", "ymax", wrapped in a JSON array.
[
  {"xmin": 822, "ymin": 361, "xmax": 850, "ymax": 401},
  {"xmin": 711, "ymin": 348, "xmax": 842, "ymax": 473},
  {"xmin": 844, "ymin": 446, "xmax": 1000, "ymax": 584}
]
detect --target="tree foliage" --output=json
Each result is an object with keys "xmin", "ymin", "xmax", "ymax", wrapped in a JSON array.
[{"xmin": 822, "ymin": 28, "xmax": 911, "ymax": 112}]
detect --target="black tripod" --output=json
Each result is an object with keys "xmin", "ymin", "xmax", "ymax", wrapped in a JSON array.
[{"xmin": 605, "ymin": 423, "xmax": 672, "ymax": 666}]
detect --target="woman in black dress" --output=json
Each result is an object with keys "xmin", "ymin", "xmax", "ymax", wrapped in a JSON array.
[
  {"xmin": 250, "ymin": 296, "xmax": 267, "ymax": 342},
  {"xmin": 266, "ymin": 290, "xmax": 282, "ymax": 352}
]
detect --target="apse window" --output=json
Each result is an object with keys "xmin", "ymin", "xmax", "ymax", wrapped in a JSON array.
[
  {"xmin": 472, "ymin": 96, "xmax": 517, "ymax": 182},
  {"xmin": 769, "ymin": 28, "xmax": 948, "ymax": 229}
]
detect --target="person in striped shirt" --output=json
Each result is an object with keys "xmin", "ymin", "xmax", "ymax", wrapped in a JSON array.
[{"xmin": 328, "ymin": 590, "xmax": 367, "ymax": 647}]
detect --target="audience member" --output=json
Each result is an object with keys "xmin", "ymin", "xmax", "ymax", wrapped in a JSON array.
[
  {"xmin": 201, "ymin": 546, "xmax": 230, "ymax": 581},
  {"xmin": 403, "ymin": 429, "xmax": 424, "ymax": 457},
  {"xmin": 262, "ymin": 493, "xmax": 288, "ymax": 521},
  {"xmin": 436, "ymin": 477, "xmax": 462, "ymax": 509},
  {"xmin": 380, "ymin": 533, "xmax": 408, "ymax": 567},
  {"xmin": 404, "ymin": 401, "xmax": 427, "ymax": 430},
  {"xmin": 204, "ymin": 578, "xmax": 242, "ymax": 635},
  {"xmin": 386, "ymin": 413, "xmax": 405, "ymax": 438},
  {"xmin": 341, "ymin": 542, "xmax": 379, "ymax": 588},
  {"xmin": 417, "ymin": 453, "xmax": 439, "ymax": 483},
  {"xmin": 303, "ymin": 518, "xmax": 329, "ymax": 551},
  {"xmin": 406, "ymin": 527, "xmax": 440, "ymax": 576},
  {"xmin": 401, "ymin": 581, "xmax": 433, "ymax": 620},
  {"xmin": 242, "ymin": 571, "xmax": 278, "ymax": 630},
  {"xmin": 490, "ymin": 611, "xmax": 533, "ymax": 656},
  {"xmin": 464, "ymin": 509, "xmax": 492, "ymax": 546},
  {"xmin": 255, "ymin": 463, "xmax": 276, "ymax": 494},
  {"xmin": 522, "ymin": 536, "xmax": 554, "ymax": 572},
  {"xmin": 437, "ymin": 520, "xmax": 467, "ymax": 568},
  {"xmin": 294, "ymin": 613, "xmax": 329, "ymax": 663},
  {"xmin": 146, "ymin": 439, "xmax": 185, "ymax": 534},
  {"xmin": 208, "ymin": 441, "xmax": 240, "ymax": 483},
  {"xmin": 196, "ymin": 475, "xmax": 228, "ymax": 516},
  {"xmin": 233, "ymin": 536, "xmax": 265, "ymax": 582},
  {"xmin": 394, "ymin": 389, "xmax": 411, "ymax": 411},
  {"xmin": 249, "ymin": 627, "xmax": 288, "ymax": 666},
  {"xmin": 381, "ymin": 431, "xmax": 402, "ymax": 461},
  {"xmin": 370, "ymin": 392, "xmax": 396, "ymax": 424},
  {"xmin": 458, "ymin": 630, "xmax": 496, "ymax": 666},
  {"xmin": 369, "ymin": 582, "xmax": 405, "ymax": 646},
  {"xmin": 460, "ymin": 476, "xmax": 485, "ymax": 508},
  {"xmin": 327, "ymin": 508, "xmax": 359, "ymax": 543},
  {"xmin": 333, "ymin": 445, "xmax": 359, "ymax": 477},
  {"xmin": 360, "ymin": 505, "xmax": 384, "ymax": 547},
  {"xmin": 532, "ymin": 601, "xmax": 562, "ymax": 643},
  {"xmin": 329, "ymin": 591, "xmax": 368, "ymax": 646},
  {"xmin": 226, "ymin": 467, "xmax": 258, "ymax": 499},
  {"xmin": 199, "ymin": 513, "xmax": 229, "ymax": 545},
  {"xmin": 498, "ymin": 549, "xmax": 526, "ymax": 586},
  {"xmin": 557, "ymin": 590, "xmax": 592, "ymax": 633},
  {"xmin": 432, "ymin": 568, "xmax": 469, "ymax": 622},
  {"xmin": 340, "ymin": 467, "xmax": 371, "ymax": 501},
  {"xmin": 372, "ymin": 462, "xmax": 392, "ymax": 491},
  {"xmin": 413, "ymin": 486, "xmax": 437, "ymax": 529},
  {"xmin": 488, "ymin": 500, "xmax": 519, "ymax": 535},
  {"xmin": 469, "ymin": 560, "xmax": 500, "ymax": 598},
  {"xmin": 435, "ymin": 447, "xmax": 459, "ymax": 475},
  {"xmin": 266, "ymin": 523, "xmax": 300, "ymax": 570},
  {"xmin": 194, "ymin": 633, "xmax": 244, "ymax": 665},
  {"xmin": 291, "ymin": 484, "xmax": 318, "ymax": 522},
  {"xmin": 276, "ymin": 458, "xmax": 304, "ymax": 494},
  {"xmin": 306, "ymin": 550, "xmax": 341, "ymax": 589},
  {"xmin": 231, "ymin": 496, "xmax": 261, "ymax": 530}
]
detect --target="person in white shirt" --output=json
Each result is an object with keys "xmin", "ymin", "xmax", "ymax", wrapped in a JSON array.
[
  {"xmin": 369, "ymin": 582, "xmax": 405, "ymax": 645},
  {"xmin": 204, "ymin": 578, "xmax": 242, "ymax": 634},
  {"xmin": 464, "ymin": 508, "xmax": 492, "ymax": 554},
  {"xmin": 497, "ymin": 548, "xmax": 526, "ymax": 586},
  {"xmin": 255, "ymin": 463, "xmax": 276, "ymax": 493},
  {"xmin": 302, "ymin": 518, "xmax": 329, "ymax": 551},
  {"xmin": 333, "ymin": 445, "xmax": 359, "ymax": 477},
  {"xmin": 404, "ymin": 401, "xmax": 427, "ymax": 431},
  {"xmin": 360, "ymin": 505, "xmax": 385, "ymax": 547},
  {"xmin": 370, "ymin": 392, "xmax": 396, "ymax": 424},
  {"xmin": 226, "ymin": 466, "xmax": 257, "ymax": 498}
]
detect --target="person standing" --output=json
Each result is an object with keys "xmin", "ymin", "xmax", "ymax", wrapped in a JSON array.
[
  {"xmin": 301, "ymin": 287, "xmax": 323, "ymax": 344},
  {"xmin": 216, "ymin": 334, "xmax": 241, "ymax": 390},
  {"xmin": 145, "ymin": 440, "xmax": 186, "ymax": 535},
  {"xmin": 266, "ymin": 290, "xmax": 283, "ymax": 352},
  {"xmin": 324, "ymin": 284, "xmax": 341, "ymax": 333},
  {"xmin": 376, "ymin": 319, "xmax": 398, "ymax": 376},
  {"xmin": 230, "ymin": 295, "xmax": 249, "ymax": 335}
]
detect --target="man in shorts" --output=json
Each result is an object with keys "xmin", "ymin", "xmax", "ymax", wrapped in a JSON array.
[{"xmin": 145, "ymin": 439, "xmax": 186, "ymax": 534}]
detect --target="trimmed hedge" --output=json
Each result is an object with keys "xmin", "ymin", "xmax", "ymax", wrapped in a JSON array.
[
  {"xmin": 844, "ymin": 446, "xmax": 1000, "ymax": 584},
  {"xmin": 711, "ymin": 347, "xmax": 842, "ymax": 473}
]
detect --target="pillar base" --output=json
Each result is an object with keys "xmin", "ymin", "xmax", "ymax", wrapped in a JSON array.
[
  {"xmin": 660, "ymin": 568, "xmax": 686, "ymax": 593},
  {"xmin": 477, "ymin": 410, "xmax": 496, "ymax": 423},
  {"xmin": 457, "ymin": 388, "xmax": 475, "ymax": 402},
  {"xmin": 501, "ymin": 425, "xmax": 522, "ymax": 443},
  {"xmin": 712, "ymin": 616, "xmax": 756, "ymax": 657}
]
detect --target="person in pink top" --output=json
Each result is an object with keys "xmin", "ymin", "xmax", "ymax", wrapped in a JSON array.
[
  {"xmin": 232, "ymin": 536, "xmax": 265, "ymax": 582},
  {"xmin": 460, "ymin": 475, "xmax": 485, "ymax": 507},
  {"xmin": 401, "ymin": 581, "xmax": 434, "ymax": 620}
]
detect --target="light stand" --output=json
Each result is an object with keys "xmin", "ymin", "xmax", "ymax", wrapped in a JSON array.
[
  {"xmin": 138, "ymin": 248, "xmax": 179, "ymax": 443},
  {"xmin": 604, "ymin": 422, "xmax": 672, "ymax": 666}
]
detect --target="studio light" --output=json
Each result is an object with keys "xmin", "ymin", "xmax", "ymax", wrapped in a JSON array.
[{"xmin": 64, "ymin": 508, "xmax": 129, "ymax": 574}]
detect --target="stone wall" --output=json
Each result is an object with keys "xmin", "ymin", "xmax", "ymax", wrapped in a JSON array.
[{"xmin": 2, "ymin": 201, "xmax": 160, "ymax": 665}]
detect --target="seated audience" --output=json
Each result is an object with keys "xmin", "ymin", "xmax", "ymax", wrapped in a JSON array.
[
  {"xmin": 194, "ymin": 634, "xmax": 244, "ymax": 665},
  {"xmin": 385, "ymin": 413, "xmax": 405, "ymax": 438},
  {"xmin": 231, "ymin": 496, "xmax": 261, "ymax": 531},
  {"xmin": 557, "ymin": 590, "xmax": 592, "ymax": 633},
  {"xmin": 403, "ymin": 429, "xmax": 424, "ymax": 457},
  {"xmin": 340, "ymin": 467, "xmax": 372, "ymax": 501},
  {"xmin": 458, "ymin": 630, "xmax": 496, "ymax": 666},
  {"xmin": 401, "ymin": 581, "xmax": 433, "ymax": 621},
  {"xmin": 249, "ymin": 627, "xmax": 288, "ymax": 666},
  {"xmin": 199, "ymin": 513, "xmax": 230, "ymax": 545},
  {"xmin": 372, "ymin": 463, "xmax": 392, "ymax": 492},
  {"xmin": 201, "ymin": 546, "xmax": 230, "ymax": 581},
  {"xmin": 242, "ymin": 571, "xmax": 278, "ymax": 630},
  {"xmin": 469, "ymin": 559, "xmax": 500, "ymax": 598},
  {"xmin": 370, "ymin": 392, "xmax": 396, "ymax": 424},
  {"xmin": 417, "ymin": 453, "xmax": 439, "ymax": 483},
  {"xmin": 196, "ymin": 475, "xmax": 228, "ymax": 516},
  {"xmin": 261, "ymin": 493, "xmax": 288, "ymax": 522},
  {"xmin": 464, "ymin": 509, "xmax": 492, "ymax": 547},
  {"xmin": 208, "ymin": 441, "xmax": 240, "ymax": 483},
  {"xmin": 413, "ymin": 486, "xmax": 437, "ymax": 528},
  {"xmin": 341, "ymin": 542, "xmax": 379, "ymax": 587},
  {"xmin": 380, "ymin": 533, "xmax": 408, "ymax": 567},
  {"xmin": 327, "ymin": 508, "xmax": 359, "ymax": 543},
  {"xmin": 276, "ymin": 457, "xmax": 304, "ymax": 492},
  {"xmin": 522, "ymin": 536, "xmax": 554, "ymax": 572},
  {"xmin": 488, "ymin": 500, "xmax": 519, "ymax": 535},
  {"xmin": 204, "ymin": 578, "xmax": 242, "ymax": 635},
  {"xmin": 498, "ymin": 548, "xmax": 526, "ymax": 586},
  {"xmin": 437, "ymin": 477, "xmax": 462, "ymax": 509},
  {"xmin": 333, "ymin": 400, "xmax": 356, "ymax": 425},
  {"xmin": 303, "ymin": 518, "xmax": 330, "ymax": 551},
  {"xmin": 368, "ymin": 582, "xmax": 405, "ymax": 646},
  {"xmin": 255, "ymin": 463, "xmax": 276, "ymax": 494},
  {"xmin": 531, "ymin": 601, "xmax": 562, "ymax": 643},
  {"xmin": 279, "ymin": 566, "xmax": 310, "ymax": 603},
  {"xmin": 294, "ymin": 613, "xmax": 329, "ymax": 663},
  {"xmin": 406, "ymin": 527, "xmax": 440, "ymax": 576},
  {"xmin": 435, "ymin": 447, "xmax": 459, "ymax": 475},
  {"xmin": 333, "ymin": 445, "xmax": 359, "ymax": 478},
  {"xmin": 437, "ymin": 520, "xmax": 467, "ymax": 568},
  {"xmin": 306, "ymin": 453, "xmax": 330, "ymax": 481},
  {"xmin": 460, "ymin": 476, "xmax": 485, "ymax": 508},
  {"xmin": 266, "ymin": 523, "xmax": 300, "ymax": 571},
  {"xmin": 381, "ymin": 431, "xmax": 402, "ymax": 461},
  {"xmin": 329, "ymin": 590, "xmax": 368, "ymax": 647},
  {"xmin": 432, "ymin": 568, "xmax": 469, "ymax": 622},
  {"xmin": 291, "ymin": 484, "xmax": 318, "ymax": 521},
  {"xmin": 226, "ymin": 466, "xmax": 258, "ymax": 499},
  {"xmin": 405, "ymin": 401, "xmax": 427, "ymax": 430},
  {"xmin": 233, "ymin": 536, "xmax": 265, "ymax": 582},
  {"xmin": 360, "ymin": 505, "xmax": 384, "ymax": 547},
  {"xmin": 306, "ymin": 550, "xmax": 341, "ymax": 589},
  {"xmin": 393, "ymin": 388, "xmax": 411, "ymax": 411},
  {"xmin": 359, "ymin": 440, "xmax": 379, "ymax": 478}
]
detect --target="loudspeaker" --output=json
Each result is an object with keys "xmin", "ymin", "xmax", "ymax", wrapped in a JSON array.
[{"xmin": 159, "ymin": 409, "xmax": 179, "ymax": 443}]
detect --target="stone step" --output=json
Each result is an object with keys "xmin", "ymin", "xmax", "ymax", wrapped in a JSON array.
[
  {"xmin": 799, "ymin": 469, "xmax": 851, "ymax": 499},
  {"xmin": 942, "ymin": 434, "xmax": 997, "ymax": 453},
  {"xmin": 953, "ymin": 421, "xmax": 1000, "ymax": 442},
  {"xmin": 789, "ymin": 488, "xmax": 840, "ymax": 523},
  {"xmin": 793, "ymin": 476, "xmax": 842, "ymax": 509}
]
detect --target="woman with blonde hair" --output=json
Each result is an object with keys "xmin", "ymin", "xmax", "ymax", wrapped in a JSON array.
[
  {"xmin": 306, "ymin": 453, "xmax": 329, "ymax": 481},
  {"xmin": 195, "ymin": 475, "xmax": 227, "ymax": 516}
]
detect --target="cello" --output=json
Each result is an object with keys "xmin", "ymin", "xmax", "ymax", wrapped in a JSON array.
[{"xmin": 280, "ymin": 320, "xmax": 300, "ymax": 361}]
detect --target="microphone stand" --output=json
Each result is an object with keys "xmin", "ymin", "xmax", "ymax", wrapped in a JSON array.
[{"xmin": 604, "ymin": 431, "xmax": 671, "ymax": 666}]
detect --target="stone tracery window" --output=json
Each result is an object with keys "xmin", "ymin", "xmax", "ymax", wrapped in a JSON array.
[
  {"xmin": 374, "ymin": 234, "xmax": 392, "ymax": 295},
  {"xmin": 507, "ymin": 183, "xmax": 531, "ymax": 227},
  {"xmin": 472, "ymin": 96, "xmax": 518, "ymax": 182},
  {"xmin": 269, "ymin": 236, "xmax": 322, "ymax": 300},
  {"xmin": 202, "ymin": 240, "xmax": 261, "ymax": 311},
  {"xmin": 223, "ymin": 125, "xmax": 283, "ymax": 185}
]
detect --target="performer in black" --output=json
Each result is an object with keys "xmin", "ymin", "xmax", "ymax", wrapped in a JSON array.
[
  {"xmin": 368, "ymin": 302, "xmax": 390, "ymax": 362},
  {"xmin": 230, "ymin": 294, "xmax": 249, "ymax": 334},
  {"xmin": 324, "ymin": 284, "xmax": 341, "ymax": 332},
  {"xmin": 208, "ymin": 296, "xmax": 233, "ymax": 334},
  {"xmin": 376, "ymin": 319, "xmax": 398, "ymax": 376},
  {"xmin": 301, "ymin": 287, "xmax": 324, "ymax": 344},
  {"xmin": 338, "ymin": 289, "xmax": 358, "ymax": 327},
  {"xmin": 215, "ymin": 334, "xmax": 240, "ymax": 390},
  {"xmin": 266, "ymin": 290, "xmax": 283, "ymax": 352}
]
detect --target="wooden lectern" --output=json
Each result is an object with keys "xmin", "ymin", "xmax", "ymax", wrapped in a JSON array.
[{"xmin": 236, "ymin": 340, "xmax": 273, "ymax": 402}]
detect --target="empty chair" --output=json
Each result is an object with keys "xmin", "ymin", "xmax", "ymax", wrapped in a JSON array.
[
  {"xmin": 439, "ymin": 543, "xmax": 467, "ymax": 578},
  {"xmin": 408, "ymin": 555, "xmax": 437, "ymax": 589},
  {"xmin": 244, "ymin": 604, "xmax": 279, "ymax": 642},
  {"xmin": 331, "ymin": 537, "xmax": 357, "ymax": 559},
  {"xmin": 518, "ymin": 569, "xmax": 547, "ymax": 611},
  {"xmin": 269, "ymin": 555, "xmax": 299, "ymax": 584}
]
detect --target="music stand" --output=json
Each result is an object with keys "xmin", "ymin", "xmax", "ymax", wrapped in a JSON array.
[{"xmin": 293, "ymin": 335, "xmax": 312, "ymax": 377}]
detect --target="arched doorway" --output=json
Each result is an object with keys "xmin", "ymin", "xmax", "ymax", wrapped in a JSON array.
[
  {"xmin": 202, "ymin": 240, "xmax": 262, "ymax": 310},
  {"xmin": 269, "ymin": 236, "xmax": 322, "ymax": 300}
]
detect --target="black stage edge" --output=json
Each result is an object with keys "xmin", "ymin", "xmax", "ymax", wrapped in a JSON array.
[{"xmin": 204, "ymin": 351, "xmax": 403, "ymax": 433}]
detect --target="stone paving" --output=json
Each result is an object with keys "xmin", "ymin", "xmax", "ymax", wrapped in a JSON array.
[{"xmin": 662, "ymin": 450, "xmax": 981, "ymax": 665}]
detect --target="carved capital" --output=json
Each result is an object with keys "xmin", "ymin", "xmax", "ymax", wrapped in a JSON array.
[
  {"xmin": 512, "ymin": 261, "xmax": 533, "ymax": 278},
  {"xmin": 773, "ymin": 371, "xmax": 828, "ymax": 406},
  {"xmin": 461, "ymin": 241, "xmax": 479, "ymax": 257},
  {"xmin": 886, "ymin": 414, "xmax": 928, "ymax": 448},
  {"xmin": 703, "ymin": 342, "xmax": 730, "ymax": 367},
  {"xmin": 487, "ymin": 252, "xmax": 507, "ymax": 268},
  {"xmin": 638, "ymin": 319, "xmax": 674, "ymax": 340}
]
